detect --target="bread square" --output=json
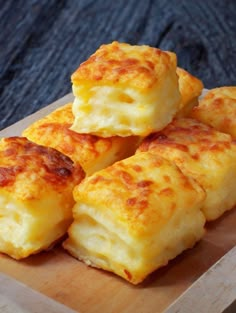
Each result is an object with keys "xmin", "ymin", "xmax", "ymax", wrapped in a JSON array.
[
  {"xmin": 0, "ymin": 137, "xmax": 85, "ymax": 259},
  {"xmin": 22, "ymin": 103, "xmax": 139, "ymax": 176},
  {"xmin": 137, "ymin": 118, "xmax": 236, "ymax": 221},
  {"xmin": 70, "ymin": 41, "xmax": 181, "ymax": 137},
  {"xmin": 63, "ymin": 151, "xmax": 205, "ymax": 284},
  {"xmin": 190, "ymin": 87, "xmax": 236, "ymax": 138},
  {"xmin": 175, "ymin": 67, "xmax": 204, "ymax": 117}
]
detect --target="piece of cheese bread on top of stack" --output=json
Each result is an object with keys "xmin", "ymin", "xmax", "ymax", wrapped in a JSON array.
[
  {"xmin": 0, "ymin": 137, "xmax": 85, "ymax": 259},
  {"xmin": 70, "ymin": 41, "xmax": 181, "ymax": 137},
  {"xmin": 190, "ymin": 87, "xmax": 236, "ymax": 138},
  {"xmin": 63, "ymin": 151, "xmax": 206, "ymax": 285},
  {"xmin": 176, "ymin": 67, "xmax": 204, "ymax": 117},
  {"xmin": 22, "ymin": 103, "xmax": 139, "ymax": 176},
  {"xmin": 137, "ymin": 118, "xmax": 236, "ymax": 221}
]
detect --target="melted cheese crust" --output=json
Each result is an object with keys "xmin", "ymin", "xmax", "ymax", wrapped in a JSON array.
[
  {"xmin": 23, "ymin": 103, "xmax": 139, "ymax": 175},
  {"xmin": 138, "ymin": 118, "xmax": 236, "ymax": 220},
  {"xmin": 64, "ymin": 152, "xmax": 205, "ymax": 284},
  {"xmin": 190, "ymin": 87, "xmax": 236, "ymax": 138},
  {"xmin": 176, "ymin": 67, "xmax": 204, "ymax": 117},
  {"xmin": 0, "ymin": 137, "xmax": 85, "ymax": 259},
  {"xmin": 70, "ymin": 41, "xmax": 181, "ymax": 137}
]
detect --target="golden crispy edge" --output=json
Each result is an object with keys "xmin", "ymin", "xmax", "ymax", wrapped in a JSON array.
[
  {"xmin": 200, "ymin": 87, "xmax": 236, "ymax": 101},
  {"xmin": 176, "ymin": 67, "xmax": 204, "ymax": 108},
  {"xmin": 0, "ymin": 137, "xmax": 85, "ymax": 195},
  {"xmin": 189, "ymin": 87, "xmax": 236, "ymax": 137},
  {"xmin": 23, "ymin": 103, "xmax": 140, "ymax": 175},
  {"xmin": 22, "ymin": 103, "xmax": 74, "ymax": 133},
  {"xmin": 138, "ymin": 118, "xmax": 233, "ymax": 154},
  {"xmin": 71, "ymin": 41, "xmax": 177, "ymax": 90}
]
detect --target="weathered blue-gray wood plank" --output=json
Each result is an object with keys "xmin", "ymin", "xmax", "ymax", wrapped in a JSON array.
[{"xmin": 0, "ymin": 0, "xmax": 236, "ymax": 130}]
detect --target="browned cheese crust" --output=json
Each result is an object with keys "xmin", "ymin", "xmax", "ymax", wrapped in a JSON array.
[
  {"xmin": 0, "ymin": 136, "xmax": 84, "ymax": 199},
  {"xmin": 22, "ymin": 103, "xmax": 139, "ymax": 175},
  {"xmin": 190, "ymin": 86, "xmax": 236, "ymax": 138},
  {"xmin": 137, "ymin": 118, "xmax": 236, "ymax": 221},
  {"xmin": 0, "ymin": 137, "xmax": 85, "ymax": 259},
  {"xmin": 72, "ymin": 41, "xmax": 175, "ymax": 91}
]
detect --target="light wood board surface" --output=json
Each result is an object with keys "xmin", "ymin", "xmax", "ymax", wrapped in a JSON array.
[
  {"xmin": 165, "ymin": 246, "xmax": 236, "ymax": 313},
  {"xmin": 0, "ymin": 94, "xmax": 236, "ymax": 313},
  {"xmin": 0, "ymin": 273, "xmax": 77, "ymax": 313}
]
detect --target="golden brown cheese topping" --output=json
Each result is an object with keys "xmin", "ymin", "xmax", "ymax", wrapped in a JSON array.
[
  {"xmin": 0, "ymin": 137, "xmax": 85, "ymax": 198},
  {"xmin": 41, "ymin": 102, "xmax": 74, "ymax": 125},
  {"xmin": 73, "ymin": 151, "xmax": 204, "ymax": 233},
  {"xmin": 22, "ymin": 103, "xmax": 139, "ymax": 175},
  {"xmin": 72, "ymin": 41, "xmax": 176, "ymax": 91},
  {"xmin": 139, "ymin": 118, "xmax": 232, "ymax": 154},
  {"xmin": 137, "ymin": 118, "xmax": 236, "ymax": 221},
  {"xmin": 190, "ymin": 87, "xmax": 236, "ymax": 138},
  {"xmin": 24, "ymin": 122, "xmax": 119, "ymax": 162}
]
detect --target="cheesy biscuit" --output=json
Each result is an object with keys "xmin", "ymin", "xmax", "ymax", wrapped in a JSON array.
[
  {"xmin": 0, "ymin": 137, "xmax": 85, "ymax": 259},
  {"xmin": 137, "ymin": 118, "xmax": 236, "ymax": 221},
  {"xmin": 70, "ymin": 41, "xmax": 181, "ymax": 137},
  {"xmin": 190, "ymin": 87, "xmax": 236, "ymax": 138},
  {"xmin": 63, "ymin": 151, "xmax": 205, "ymax": 284}
]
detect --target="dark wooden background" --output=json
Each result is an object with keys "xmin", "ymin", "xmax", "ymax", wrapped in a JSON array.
[{"xmin": 1, "ymin": 0, "xmax": 236, "ymax": 130}]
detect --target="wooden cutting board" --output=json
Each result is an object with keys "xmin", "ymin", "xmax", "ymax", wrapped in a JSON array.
[{"xmin": 0, "ymin": 94, "xmax": 236, "ymax": 313}]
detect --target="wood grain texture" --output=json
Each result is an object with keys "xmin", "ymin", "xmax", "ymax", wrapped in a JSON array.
[
  {"xmin": 0, "ymin": 273, "xmax": 77, "ymax": 313},
  {"xmin": 0, "ymin": 0, "xmax": 236, "ymax": 130},
  {"xmin": 165, "ymin": 246, "xmax": 236, "ymax": 313}
]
